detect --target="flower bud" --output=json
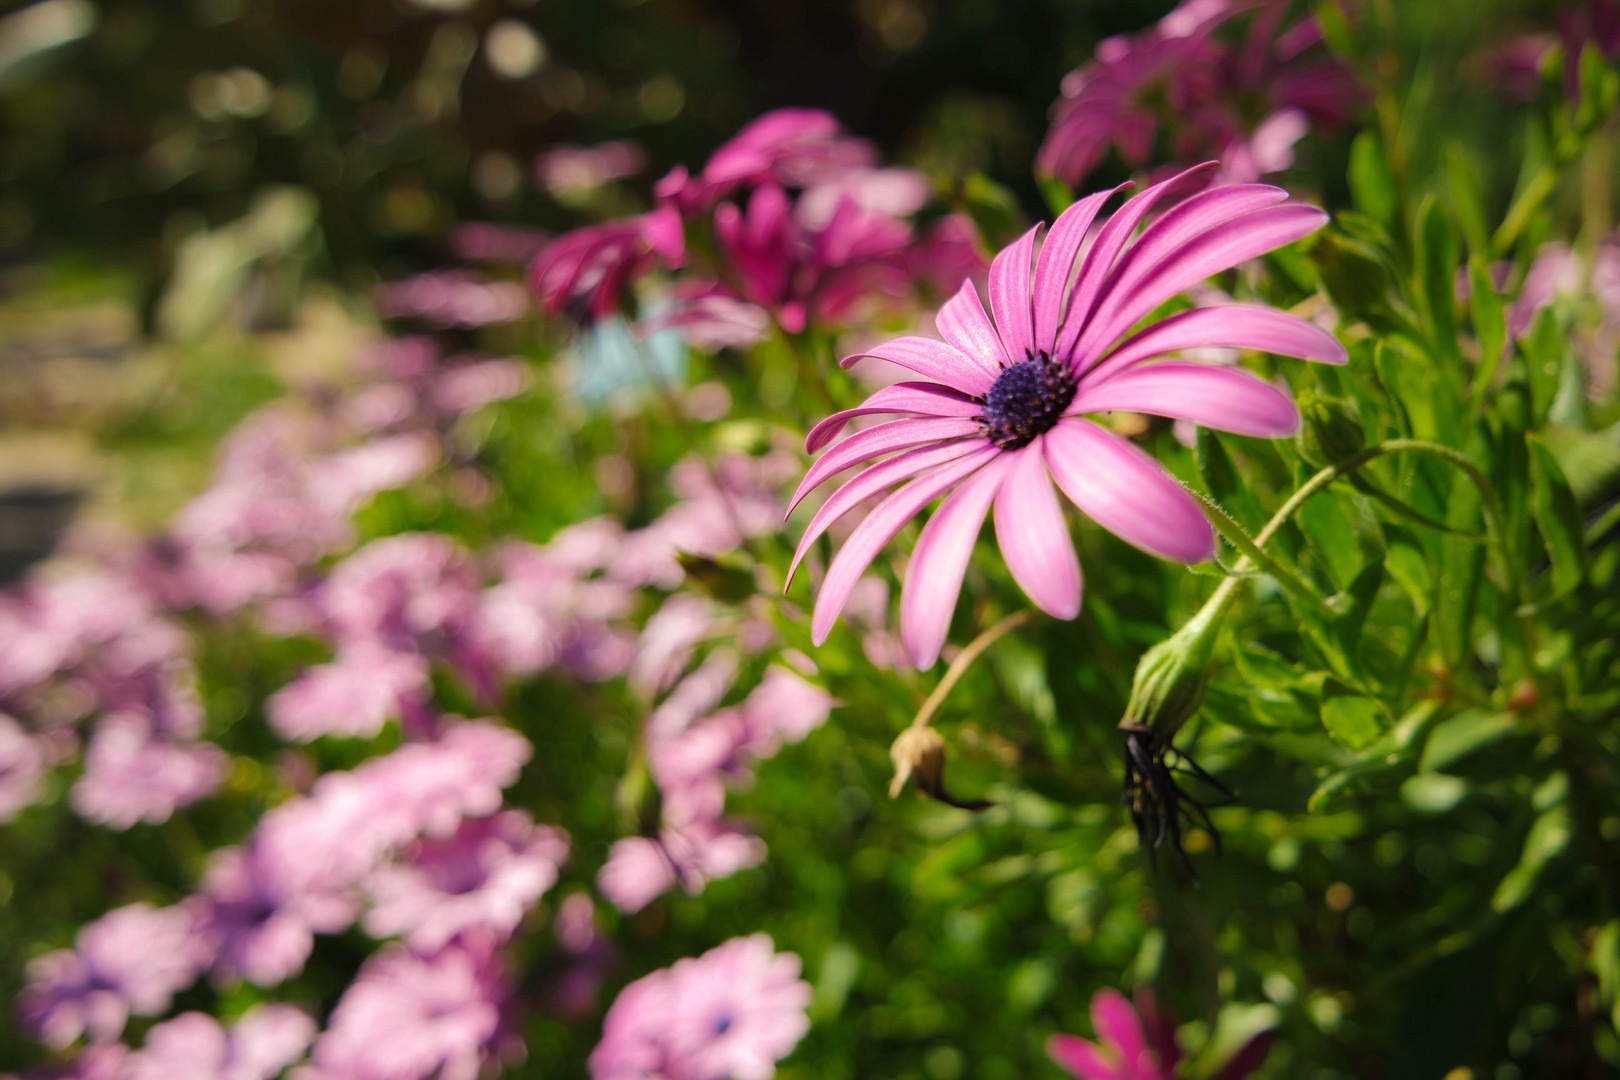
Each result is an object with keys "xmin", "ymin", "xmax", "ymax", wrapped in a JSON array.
[
  {"xmin": 889, "ymin": 726, "xmax": 990, "ymax": 810},
  {"xmin": 1295, "ymin": 388, "xmax": 1365, "ymax": 469},
  {"xmin": 1122, "ymin": 603, "xmax": 1222, "ymax": 740}
]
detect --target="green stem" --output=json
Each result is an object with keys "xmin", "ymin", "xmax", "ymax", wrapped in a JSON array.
[
  {"xmin": 1197, "ymin": 495, "xmax": 1321, "ymax": 601},
  {"xmin": 1492, "ymin": 167, "xmax": 1560, "ymax": 257},
  {"xmin": 1192, "ymin": 437, "xmax": 1515, "ymax": 623}
]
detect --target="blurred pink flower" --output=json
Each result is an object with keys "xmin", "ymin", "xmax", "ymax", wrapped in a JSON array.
[
  {"xmin": 363, "ymin": 811, "xmax": 568, "ymax": 953},
  {"xmin": 1048, "ymin": 987, "xmax": 1273, "ymax": 1080},
  {"xmin": 124, "ymin": 1005, "xmax": 316, "ymax": 1080},
  {"xmin": 293, "ymin": 940, "xmax": 509, "ymax": 1080},
  {"xmin": 537, "ymin": 140, "xmax": 647, "ymax": 196},
  {"xmin": 20, "ymin": 903, "xmax": 212, "ymax": 1048},
  {"xmin": 267, "ymin": 645, "xmax": 430, "ymax": 743},
  {"xmin": 531, "ymin": 208, "xmax": 684, "ymax": 322},
  {"xmin": 450, "ymin": 222, "xmax": 551, "ymax": 264},
  {"xmin": 597, "ymin": 822, "xmax": 766, "ymax": 915},
  {"xmin": 657, "ymin": 109, "xmax": 878, "ymax": 212},
  {"xmin": 376, "ymin": 271, "xmax": 529, "ymax": 329},
  {"xmin": 591, "ymin": 934, "xmax": 811, "ymax": 1080},
  {"xmin": 0, "ymin": 713, "xmax": 65, "ymax": 822},
  {"xmin": 70, "ymin": 712, "xmax": 226, "ymax": 829},
  {"xmin": 1039, "ymin": 0, "xmax": 1361, "ymax": 187},
  {"xmin": 788, "ymin": 163, "xmax": 1344, "ymax": 667},
  {"xmin": 201, "ymin": 721, "xmax": 532, "ymax": 986}
]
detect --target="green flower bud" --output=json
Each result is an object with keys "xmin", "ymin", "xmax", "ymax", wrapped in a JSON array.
[
  {"xmin": 1295, "ymin": 388, "xmax": 1366, "ymax": 469},
  {"xmin": 1122, "ymin": 602, "xmax": 1223, "ymax": 740}
]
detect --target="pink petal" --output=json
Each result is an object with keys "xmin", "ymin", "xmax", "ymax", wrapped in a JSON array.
[
  {"xmin": 1087, "ymin": 304, "xmax": 1346, "ymax": 384},
  {"xmin": 1091, "ymin": 989, "xmax": 1151, "ymax": 1074},
  {"xmin": 786, "ymin": 439, "xmax": 989, "ymax": 587},
  {"xmin": 988, "ymin": 225, "xmax": 1041, "ymax": 360},
  {"xmin": 1080, "ymin": 204, "xmax": 1331, "ymax": 362},
  {"xmin": 788, "ymin": 416, "xmax": 984, "ymax": 516},
  {"xmin": 840, "ymin": 336, "xmax": 995, "ymax": 397},
  {"xmin": 994, "ymin": 443, "xmax": 1081, "ymax": 618},
  {"xmin": 1048, "ymin": 1034, "xmax": 1127, "ymax": 1080},
  {"xmin": 1031, "ymin": 186, "xmax": 1126, "ymax": 354},
  {"xmin": 805, "ymin": 383, "xmax": 983, "ymax": 453},
  {"xmin": 1071, "ymin": 362, "xmax": 1300, "ymax": 437},
  {"xmin": 900, "ymin": 456, "xmax": 1013, "ymax": 668},
  {"xmin": 1045, "ymin": 419, "xmax": 1214, "ymax": 563},
  {"xmin": 1055, "ymin": 163, "xmax": 1219, "ymax": 361},
  {"xmin": 936, "ymin": 280, "xmax": 1011, "ymax": 376},
  {"xmin": 812, "ymin": 450, "xmax": 998, "ymax": 646},
  {"xmin": 1074, "ymin": 184, "xmax": 1289, "ymax": 365}
]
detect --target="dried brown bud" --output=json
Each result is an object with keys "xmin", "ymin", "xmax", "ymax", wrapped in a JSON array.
[{"xmin": 889, "ymin": 726, "xmax": 991, "ymax": 810}]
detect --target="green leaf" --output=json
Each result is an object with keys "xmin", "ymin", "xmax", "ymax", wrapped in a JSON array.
[
  {"xmin": 1492, "ymin": 804, "xmax": 1572, "ymax": 912},
  {"xmin": 1523, "ymin": 306, "xmax": 1566, "ymax": 427},
  {"xmin": 1320, "ymin": 687, "xmax": 1390, "ymax": 751},
  {"xmin": 1383, "ymin": 525, "xmax": 1433, "ymax": 612},
  {"xmin": 1592, "ymin": 921, "xmax": 1620, "ymax": 1031},
  {"xmin": 1414, "ymin": 195, "xmax": 1462, "ymax": 376},
  {"xmin": 1528, "ymin": 432, "xmax": 1588, "ymax": 599},
  {"xmin": 1420, "ymin": 710, "xmax": 1520, "ymax": 772},
  {"xmin": 1348, "ymin": 131, "xmax": 1398, "ymax": 226},
  {"xmin": 1444, "ymin": 144, "xmax": 1490, "ymax": 255},
  {"xmin": 1435, "ymin": 479, "xmax": 1485, "ymax": 672},
  {"xmin": 1037, "ymin": 173, "xmax": 1074, "ymax": 217},
  {"xmin": 1328, "ymin": 561, "xmax": 1386, "ymax": 660},
  {"xmin": 1467, "ymin": 257, "xmax": 1506, "ymax": 410},
  {"xmin": 1400, "ymin": 772, "xmax": 1468, "ymax": 814}
]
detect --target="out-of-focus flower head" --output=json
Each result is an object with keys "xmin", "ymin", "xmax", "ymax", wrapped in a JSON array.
[
  {"xmin": 123, "ymin": 1005, "xmax": 317, "ymax": 1080},
  {"xmin": 590, "ymin": 934, "xmax": 812, "ymax": 1080},
  {"xmin": 20, "ymin": 902, "xmax": 213, "ymax": 1048},
  {"xmin": 375, "ymin": 270, "xmax": 529, "ymax": 330},
  {"xmin": 70, "ymin": 710, "xmax": 226, "ymax": 829},
  {"xmin": 533, "ymin": 108, "xmax": 986, "ymax": 347},
  {"xmin": 537, "ymin": 140, "xmax": 647, "ymax": 199},
  {"xmin": 1039, "ymin": 0, "xmax": 1362, "ymax": 188},
  {"xmin": 200, "ymin": 720, "xmax": 532, "ymax": 986},
  {"xmin": 1498, "ymin": 0, "xmax": 1620, "ymax": 101},
  {"xmin": 1048, "ymin": 987, "xmax": 1274, "ymax": 1080},
  {"xmin": 291, "ymin": 939, "xmax": 511, "ymax": 1080},
  {"xmin": 363, "ymin": 810, "xmax": 569, "ymax": 953}
]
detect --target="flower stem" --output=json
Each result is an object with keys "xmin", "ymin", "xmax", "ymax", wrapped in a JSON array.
[{"xmin": 908, "ymin": 609, "xmax": 1036, "ymax": 731}]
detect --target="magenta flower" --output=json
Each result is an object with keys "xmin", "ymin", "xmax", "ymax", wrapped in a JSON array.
[
  {"xmin": 124, "ymin": 1005, "xmax": 316, "ymax": 1080},
  {"xmin": 1038, "ymin": 0, "xmax": 1361, "ymax": 188},
  {"xmin": 787, "ymin": 164, "xmax": 1344, "ymax": 667},
  {"xmin": 20, "ymin": 902, "xmax": 212, "ymax": 1048},
  {"xmin": 70, "ymin": 711, "xmax": 227, "ymax": 829},
  {"xmin": 590, "ymin": 934, "xmax": 811, "ymax": 1080},
  {"xmin": 292, "ymin": 940, "xmax": 509, "ymax": 1080},
  {"xmin": 362, "ymin": 811, "xmax": 569, "ymax": 952},
  {"xmin": 1048, "ymin": 987, "xmax": 1273, "ymax": 1080}
]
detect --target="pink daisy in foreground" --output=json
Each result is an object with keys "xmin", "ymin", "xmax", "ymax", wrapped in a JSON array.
[
  {"xmin": 1049, "ymin": 987, "xmax": 1273, "ymax": 1080},
  {"xmin": 787, "ymin": 162, "xmax": 1345, "ymax": 668}
]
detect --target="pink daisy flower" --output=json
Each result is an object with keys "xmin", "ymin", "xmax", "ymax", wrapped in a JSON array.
[
  {"xmin": 786, "ymin": 163, "xmax": 1345, "ymax": 668},
  {"xmin": 1049, "ymin": 987, "xmax": 1273, "ymax": 1080}
]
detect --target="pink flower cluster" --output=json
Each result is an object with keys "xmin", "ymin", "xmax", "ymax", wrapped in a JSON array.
[
  {"xmin": 19, "ymin": 719, "xmax": 546, "ymax": 1078},
  {"xmin": 0, "ymin": 565, "xmax": 222, "ymax": 830},
  {"xmin": 1038, "ymin": 0, "xmax": 1361, "ymax": 188},
  {"xmin": 600, "ymin": 660, "xmax": 836, "ymax": 913},
  {"xmin": 531, "ymin": 108, "xmax": 985, "ymax": 345},
  {"xmin": 590, "ymin": 935, "xmax": 812, "ymax": 1080}
]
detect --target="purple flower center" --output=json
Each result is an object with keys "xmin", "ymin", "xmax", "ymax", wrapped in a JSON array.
[{"xmin": 977, "ymin": 353, "xmax": 1078, "ymax": 449}]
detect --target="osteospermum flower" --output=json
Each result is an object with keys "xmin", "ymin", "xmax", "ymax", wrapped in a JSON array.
[
  {"xmin": 787, "ymin": 163, "xmax": 1345, "ymax": 668},
  {"xmin": 1049, "ymin": 987, "xmax": 1273, "ymax": 1080}
]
